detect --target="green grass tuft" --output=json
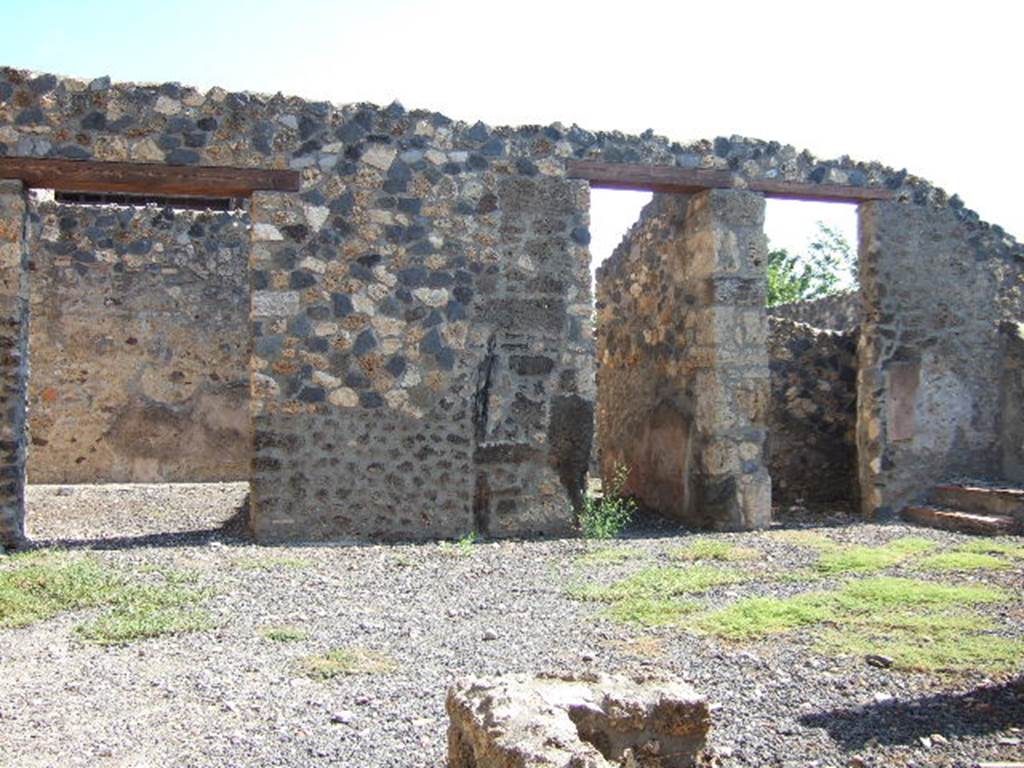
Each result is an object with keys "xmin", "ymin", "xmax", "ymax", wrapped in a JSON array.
[
  {"xmin": 954, "ymin": 539, "xmax": 1024, "ymax": 559},
  {"xmin": 571, "ymin": 565, "xmax": 745, "ymax": 603},
  {"xmin": 697, "ymin": 594, "xmax": 833, "ymax": 640},
  {"xmin": 813, "ymin": 545, "xmax": 904, "ymax": 574},
  {"xmin": 831, "ymin": 577, "xmax": 1008, "ymax": 613},
  {"xmin": 297, "ymin": 647, "xmax": 397, "ymax": 679},
  {"xmin": 260, "ymin": 624, "xmax": 308, "ymax": 642},
  {"xmin": 0, "ymin": 550, "xmax": 216, "ymax": 644},
  {"xmin": 916, "ymin": 552, "xmax": 1011, "ymax": 572},
  {"xmin": 0, "ymin": 552, "xmax": 123, "ymax": 628},
  {"xmin": 817, "ymin": 627, "xmax": 1024, "ymax": 674},
  {"xmin": 74, "ymin": 582, "xmax": 214, "ymax": 645},
  {"xmin": 883, "ymin": 536, "xmax": 939, "ymax": 555},
  {"xmin": 670, "ymin": 540, "xmax": 760, "ymax": 562}
]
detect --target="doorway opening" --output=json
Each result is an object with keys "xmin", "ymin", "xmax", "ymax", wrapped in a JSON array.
[{"xmin": 23, "ymin": 189, "xmax": 252, "ymax": 547}]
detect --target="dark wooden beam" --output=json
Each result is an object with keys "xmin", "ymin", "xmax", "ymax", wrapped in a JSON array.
[
  {"xmin": 746, "ymin": 178, "xmax": 895, "ymax": 203},
  {"xmin": 0, "ymin": 157, "xmax": 300, "ymax": 198},
  {"xmin": 567, "ymin": 159, "xmax": 896, "ymax": 203},
  {"xmin": 567, "ymin": 160, "xmax": 734, "ymax": 194}
]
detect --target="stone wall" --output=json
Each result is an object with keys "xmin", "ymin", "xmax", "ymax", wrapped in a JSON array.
[
  {"xmin": 596, "ymin": 191, "xmax": 771, "ymax": 530},
  {"xmin": 0, "ymin": 181, "xmax": 28, "ymax": 549},
  {"xmin": 769, "ymin": 290, "xmax": 858, "ymax": 331},
  {"xmin": 26, "ymin": 199, "xmax": 250, "ymax": 483},
  {"xmin": 767, "ymin": 317, "xmax": 857, "ymax": 505},
  {"xmin": 1, "ymin": 65, "xmax": 1022, "ymax": 543},
  {"xmin": 999, "ymin": 321, "xmax": 1024, "ymax": 483},
  {"xmin": 857, "ymin": 202, "xmax": 1024, "ymax": 515}
]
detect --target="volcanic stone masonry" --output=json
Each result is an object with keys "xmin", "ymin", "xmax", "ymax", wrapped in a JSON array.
[
  {"xmin": 596, "ymin": 192, "xmax": 771, "ymax": 530},
  {"xmin": 766, "ymin": 317, "xmax": 857, "ymax": 506},
  {"xmin": 27, "ymin": 198, "xmax": 250, "ymax": 483},
  {"xmin": 0, "ymin": 65, "xmax": 1022, "ymax": 546}
]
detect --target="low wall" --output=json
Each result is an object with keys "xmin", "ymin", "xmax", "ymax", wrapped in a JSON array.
[
  {"xmin": 27, "ymin": 199, "xmax": 251, "ymax": 483},
  {"xmin": 769, "ymin": 291, "xmax": 858, "ymax": 331},
  {"xmin": 767, "ymin": 317, "xmax": 858, "ymax": 505}
]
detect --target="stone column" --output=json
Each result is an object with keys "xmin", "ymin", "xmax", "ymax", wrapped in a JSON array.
[
  {"xmin": 685, "ymin": 189, "xmax": 771, "ymax": 530},
  {"xmin": 0, "ymin": 180, "xmax": 29, "ymax": 550}
]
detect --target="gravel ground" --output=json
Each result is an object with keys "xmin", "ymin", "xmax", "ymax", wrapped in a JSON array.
[{"xmin": 1, "ymin": 483, "xmax": 1022, "ymax": 768}]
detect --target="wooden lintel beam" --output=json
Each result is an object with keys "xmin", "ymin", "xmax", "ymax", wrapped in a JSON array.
[
  {"xmin": 746, "ymin": 178, "xmax": 895, "ymax": 203},
  {"xmin": 567, "ymin": 160, "xmax": 734, "ymax": 194},
  {"xmin": 0, "ymin": 157, "xmax": 300, "ymax": 198},
  {"xmin": 566, "ymin": 159, "xmax": 896, "ymax": 203}
]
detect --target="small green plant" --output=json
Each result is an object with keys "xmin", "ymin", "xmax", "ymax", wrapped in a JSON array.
[
  {"xmin": 458, "ymin": 531, "xmax": 477, "ymax": 551},
  {"xmin": 261, "ymin": 624, "xmax": 309, "ymax": 642},
  {"xmin": 579, "ymin": 465, "xmax": 637, "ymax": 540},
  {"xmin": 297, "ymin": 647, "xmax": 397, "ymax": 679}
]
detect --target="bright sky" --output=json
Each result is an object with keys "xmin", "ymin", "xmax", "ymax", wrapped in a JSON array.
[{"xmin": 5, "ymin": 0, "xmax": 1020, "ymax": 271}]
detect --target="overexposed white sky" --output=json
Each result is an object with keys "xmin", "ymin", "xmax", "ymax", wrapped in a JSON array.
[{"xmin": 6, "ymin": 0, "xmax": 1020, "ymax": 268}]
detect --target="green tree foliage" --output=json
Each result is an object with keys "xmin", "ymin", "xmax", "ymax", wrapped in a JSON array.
[{"xmin": 767, "ymin": 222, "xmax": 856, "ymax": 307}]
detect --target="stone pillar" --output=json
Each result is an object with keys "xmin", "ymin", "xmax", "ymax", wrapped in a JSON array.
[
  {"xmin": 596, "ymin": 190, "xmax": 770, "ymax": 531},
  {"xmin": 0, "ymin": 180, "xmax": 29, "ymax": 550},
  {"xmin": 685, "ymin": 190, "xmax": 771, "ymax": 529}
]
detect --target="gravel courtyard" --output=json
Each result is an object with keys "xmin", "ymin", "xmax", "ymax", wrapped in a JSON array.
[{"xmin": 1, "ymin": 483, "xmax": 1022, "ymax": 768}]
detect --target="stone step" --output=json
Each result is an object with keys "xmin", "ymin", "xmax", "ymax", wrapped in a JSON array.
[
  {"xmin": 903, "ymin": 505, "xmax": 1021, "ymax": 536},
  {"xmin": 931, "ymin": 483, "xmax": 1024, "ymax": 521}
]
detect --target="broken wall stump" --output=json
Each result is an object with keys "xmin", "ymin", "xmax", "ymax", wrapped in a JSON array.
[{"xmin": 446, "ymin": 672, "xmax": 710, "ymax": 768}]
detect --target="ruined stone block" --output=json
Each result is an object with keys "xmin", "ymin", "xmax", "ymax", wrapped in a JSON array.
[{"xmin": 447, "ymin": 673, "xmax": 710, "ymax": 768}]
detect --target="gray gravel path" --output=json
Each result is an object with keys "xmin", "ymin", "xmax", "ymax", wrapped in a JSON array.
[{"xmin": 0, "ymin": 484, "xmax": 1021, "ymax": 768}]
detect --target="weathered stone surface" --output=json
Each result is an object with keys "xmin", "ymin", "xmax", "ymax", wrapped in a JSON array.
[
  {"xmin": 856, "ymin": 202, "xmax": 1024, "ymax": 517},
  {"xmin": 769, "ymin": 290, "xmax": 858, "ymax": 332},
  {"xmin": 0, "ymin": 64, "xmax": 1021, "ymax": 543},
  {"xmin": 446, "ymin": 673, "xmax": 709, "ymax": 768},
  {"xmin": 767, "ymin": 317, "xmax": 857, "ymax": 505},
  {"xmin": 0, "ymin": 180, "xmax": 28, "ymax": 549},
  {"xmin": 27, "ymin": 199, "xmax": 250, "ymax": 483},
  {"xmin": 597, "ymin": 191, "xmax": 770, "ymax": 530}
]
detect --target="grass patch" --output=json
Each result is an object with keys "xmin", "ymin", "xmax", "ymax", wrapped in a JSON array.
[
  {"xmin": 671, "ymin": 540, "xmax": 760, "ymax": 562},
  {"xmin": 599, "ymin": 597, "xmax": 699, "ymax": 627},
  {"xmin": 916, "ymin": 552, "xmax": 1011, "ymax": 572},
  {"xmin": 0, "ymin": 551, "xmax": 123, "ymax": 628},
  {"xmin": 0, "ymin": 550, "xmax": 215, "ymax": 644},
  {"xmin": 570, "ymin": 565, "xmax": 746, "ymax": 603},
  {"xmin": 297, "ymin": 647, "xmax": 397, "ymax": 679},
  {"xmin": 232, "ymin": 555, "xmax": 312, "ymax": 570},
  {"xmin": 260, "ymin": 624, "xmax": 308, "ymax": 642},
  {"xmin": 831, "ymin": 577, "xmax": 1008, "ymax": 613},
  {"xmin": 814, "ymin": 545, "xmax": 904, "ymax": 574},
  {"xmin": 696, "ymin": 575, "xmax": 1018, "ymax": 673},
  {"xmin": 954, "ymin": 539, "xmax": 1024, "ymax": 559},
  {"xmin": 817, "ymin": 627, "xmax": 1024, "ymax": 674},
  {"xmin": 812, "ymin": 538, "xmax": 936, "ymax": 575},
  {"xmin": 697, "ymin": 594, "xmax": 834, "ymax": 640},
  {"xmin": 883, "ymin": 536, "xmax": 939, "ymax": 555}
]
